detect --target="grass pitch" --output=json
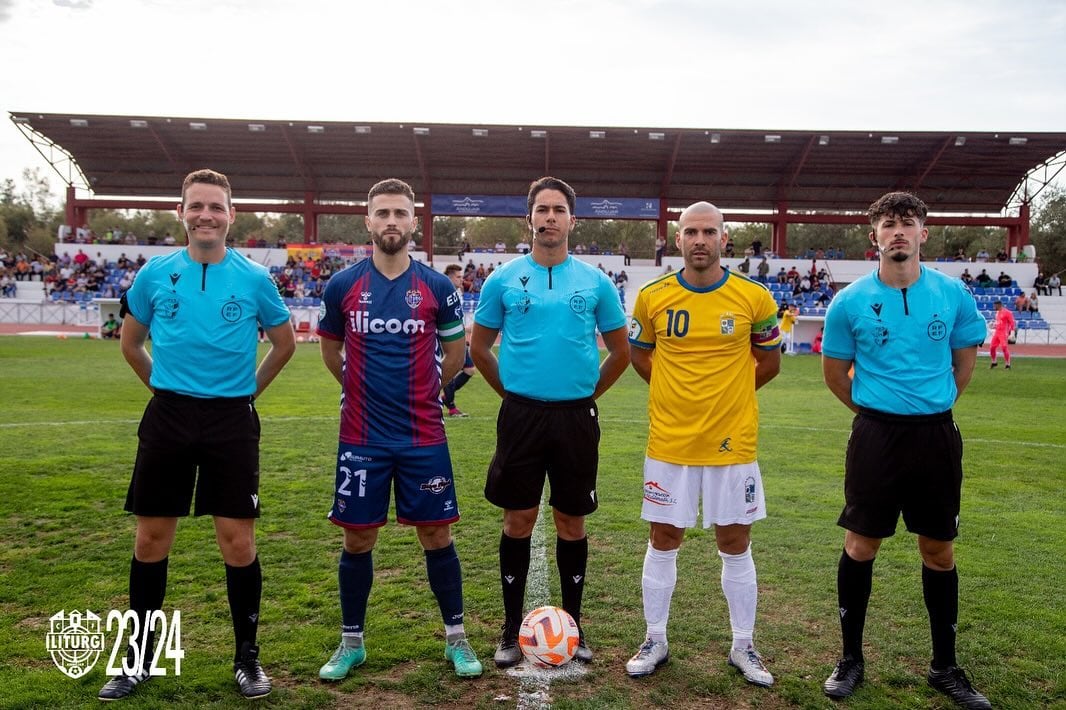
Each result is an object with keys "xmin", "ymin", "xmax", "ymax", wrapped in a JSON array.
[{"xmin": 0, "ymin": 338, "xmax": 1063, "ymax": 709}]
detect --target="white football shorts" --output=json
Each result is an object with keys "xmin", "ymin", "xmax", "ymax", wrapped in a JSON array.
[{"xmin": 641, "ymin": 457, "xmax": 767, "ymax": 528}]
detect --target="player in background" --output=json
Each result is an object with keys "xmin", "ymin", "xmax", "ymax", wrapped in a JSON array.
[
  {"xmin": 441, "ymin": 263, "xmax": 476, "ymax": 417},
  {"xmin": 101, "ymin": 169, "xmax": 295, "ymax": 701},
  {"xmin": 821, "ymin": 192, "xmax": 990, "ymax": 708},
  {"xmin": 316, "ymin": 179, "xmax": 482, "ymax": 680},
  {"xmin": 625, "ymin": 202, "xmax": 781, "ymax": 686},
  {"xmin": 470, "ymin": 176, "xmax": 629, "ymax": 667},
  {"xmin": 988, "ymin": 300, "xmax": 1016, "ymax": 369}
]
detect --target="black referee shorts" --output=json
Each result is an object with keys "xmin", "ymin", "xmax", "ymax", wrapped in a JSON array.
[
  {"xmin": 484, "ymin": 392, "xmax": 600, "ymax": 516},
  {"xmin": 839, "ymin": 407, "xmax": 963, "ymax": 541},
  {"xmin": 125, "ymin": 390, "xmax": 262, "ymax": 518}
]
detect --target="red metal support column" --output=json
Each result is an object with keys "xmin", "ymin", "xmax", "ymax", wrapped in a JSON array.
[
  {"xmin": 1019, "ymin": 202, "xmax": 1031, "ymax": 246},
  {"xmin": 657, "ymin": 200, "xmax": 669, "ymax": 249},
  {"xmin": 772, "ymin": 201, "xmax": 789, "ymax": 257},
  {"xmin": 303, "ymin": 191, "xmax": 316, "ymax": 242},
  {"xmin": 65, "ymin": 185, "xmax": 77, "ymax": 230},
  {"xmin": 421, "ymin": 207, "xmax": 434, "ymax": 263}
]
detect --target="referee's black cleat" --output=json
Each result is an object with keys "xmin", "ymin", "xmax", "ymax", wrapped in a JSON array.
[
  {"xmin": 98, "ymin": 668, "xmax": 150, "ymax": 701},
  {"xmin": 493, "ymin": 622, "xmax": 522, "ymax": 668},
  {"xmin": 823, "ymin": 655, "xmax": 864, "ymax": 698},
  {"xmin": 233, "ymin": 642, "xmax": 271, "ymax": 699},
  {"xmin": 927, "ymin": 665, "xmax": 991, "ymax": 709}
]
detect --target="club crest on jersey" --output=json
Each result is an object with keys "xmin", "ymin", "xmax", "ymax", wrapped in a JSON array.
[
  {"xmin": 405, "ymin": 289, "xmax": 423, "ymax": 309},
  {"xmin": 159, "ymin": 298, "xmax": 180, "ymax": 320},
  {"xmin": 221, "ymin": 300, "xmax": 242, "ymax": 323},
  {"xmin": 927, "ymin": 318, "xmax": 947, "ymax": 341},
  {"xmin": 720, "ymin": 315, "xmax": 735, "ymax": 335},
  {"xmin": 420, "ymin": 476, "xmax": 452, "ymax": 495}
]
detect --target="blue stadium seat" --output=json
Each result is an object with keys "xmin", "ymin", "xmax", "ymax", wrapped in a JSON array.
[{"xmin": 283, "ymin": 297, "xmax": 295, "ymax": 307}]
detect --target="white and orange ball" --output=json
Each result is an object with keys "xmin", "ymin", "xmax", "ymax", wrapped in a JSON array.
[{"xmin": 518, "ymin": 605, "xmax": 580, "ymax": 667}]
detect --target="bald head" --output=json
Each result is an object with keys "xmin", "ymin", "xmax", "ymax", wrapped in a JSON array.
[{"xmin": 678, "ymin": 201, "xmax": 724, "ymax": 230}]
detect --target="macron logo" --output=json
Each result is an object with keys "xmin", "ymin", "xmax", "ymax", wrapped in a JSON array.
[
  {"xmin": 504, "ymin": 575, "xmax": 515, "ymax": 584},
  {"xmin": 251, "ymin": 494, "xmax": 259, "ymax": 509}
]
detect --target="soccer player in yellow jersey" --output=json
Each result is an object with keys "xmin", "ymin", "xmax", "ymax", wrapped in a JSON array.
[{"xmin": 624, "ymin": 202, "xmax": 781, "ymax": 686}]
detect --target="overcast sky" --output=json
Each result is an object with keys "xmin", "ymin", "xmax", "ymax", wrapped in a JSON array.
[{"xmin": 1, "ymin": 0, "xmax": 1063, "ymax": 199}]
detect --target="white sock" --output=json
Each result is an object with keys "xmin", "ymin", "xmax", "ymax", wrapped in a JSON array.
[
  {"xmin": 342, "ymin": 632, "xmax": 364, "ymax": 648},
  {"xmin": 720, "ymin": 545, "xmax": 757, "ymax": 651},
  {"xmin": 444, "ymin": 623, "xmax": 466, "ymax": 641},
  {"xmin": 642, "ymin": 542, "xmax": 678, "ymax": 643}
]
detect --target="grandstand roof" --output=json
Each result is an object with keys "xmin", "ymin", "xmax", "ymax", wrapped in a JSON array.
[{"xmin": 11, "ymin": 111, "xmax": 1066, "ymax": 214}]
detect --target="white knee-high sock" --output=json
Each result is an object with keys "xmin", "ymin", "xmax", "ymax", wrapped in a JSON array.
[
  {"xmin": 720, "ymin": 545, "xmax": 758, "ymax": 650},
  {"xmin": 642, "ymin": 542, "xmax": 678, "ymax": 642}
]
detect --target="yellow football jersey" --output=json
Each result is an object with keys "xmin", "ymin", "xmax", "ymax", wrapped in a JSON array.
[{"xmin": 629, "ymin": 269, "xmax": 780, "ymax": 465}]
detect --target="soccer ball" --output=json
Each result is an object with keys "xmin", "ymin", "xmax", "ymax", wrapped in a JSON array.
[{"xmin": 518, "ymin": 605, "xmax": 580, "ymax": 667}]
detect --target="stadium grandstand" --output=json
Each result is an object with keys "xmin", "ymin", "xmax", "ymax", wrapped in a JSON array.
[{"xmin": 4, "ymin": 112, "xmax": 1066, "ymax": 346}]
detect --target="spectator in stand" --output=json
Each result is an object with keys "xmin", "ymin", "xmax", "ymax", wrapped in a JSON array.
[
  {"xmin": 953, "ymin": 247, "xmax": 967, "ymax": 261},
  {"xmin": 751, "ymin": 238, "xmax": 763, "ymax": 256},
  {"xmin": 974, "ymin": 248, "xmax": 989, "ymax": 262},
  {"xmin": 995, "ymin": 249, "xmax": 1009, "ymax": 263},
  {"xmin": 494, "ymin": 241, "xmax": 506, "ymax": 253},
  {"xmin": 1013, "ymin": 292, "xmax": 1029, "ymax": 312},
  {"xmin": 776, "ymin": 268, "xmax": 788, "ymax": 284},
  {"xmin": 960, "ymin": 269, "xmax": 973, "ymax": 286},
  {"xmin": 618, "ymin": 242, "xmax": 630, "ymax": 265},
  {"xmin": 756, "ymin": 256, "xmax": 770, "ymax": 283},
  {"xmin": 516, "ymin": 238, "xmax": 531, "ymax": 255},
  {"xmin": 100, "ymin": 313, "xmax": 121, "ymax": 339},
  {"xmin": 724, "ymin": 236, "xmax": 735, "ymax": 258},
  {"xmin": 997, "ymin": 272, "xmax": 1013, "ymax": 288},
  {"xmin": 0, "ymin": 271, "xmax": 16, "ymax": 297},
  {"xmin": 588, "ymin": 240, "xmax": 600, "ymax": 255},
  {"xmin": 1027, "ymin": 292, "xmax": 1039, "ymax": 313},
  {"xmin": 737, "ymin": 256, "xmax": 750, "ymax": 274},
  {"xmin": 975, "ymin": 269, "xmax": 993, "ymax": 288},
  {"xmin": 1033, "ymin": 273, "xmax": 1048, "ymax": 296},
  {"xmin": 1048, "ymin": 273, "xmax": 1062, "ymax": 296},
  {"xmin": 655, "ymin": 234, "xmax": 666, "ymax": 266}
]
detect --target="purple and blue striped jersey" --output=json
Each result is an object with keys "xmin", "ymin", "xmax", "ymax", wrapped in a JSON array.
[{"xmin": 317, "ymin": 258, "xmax": 465, "ymax": 447}]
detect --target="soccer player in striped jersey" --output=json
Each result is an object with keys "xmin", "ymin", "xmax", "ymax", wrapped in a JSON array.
[
  {"xmin": 316, "ymin": 179, "xmax": 482, "ymax": 680},
  {"xmin": 625, "ymin": 202, "xmax": 781, "ymax": 686}
]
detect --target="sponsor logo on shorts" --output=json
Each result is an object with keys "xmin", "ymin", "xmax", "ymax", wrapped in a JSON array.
[
  {"xmin": 628, "ymin": 316, "xmax": 643, "ymax": 341},
  {"xmin": 420, "ymin": 476, "xmax": 453, "ymax": 494},
  {"xmin": 744, "ymin": 476, "xmax": 757, "ymax": 504},
  {"xmin": 643, "ymin": 481, "xmax": 676, "ymax": 506},
  {"xmin": 336, "ymin": 497, "xmax": 346, "ymax": 513}
]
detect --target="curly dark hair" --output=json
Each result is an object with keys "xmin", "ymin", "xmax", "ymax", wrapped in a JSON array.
[{"xmin": 867, "ymin": 192, "xmax": 927, "ymax": 226}]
